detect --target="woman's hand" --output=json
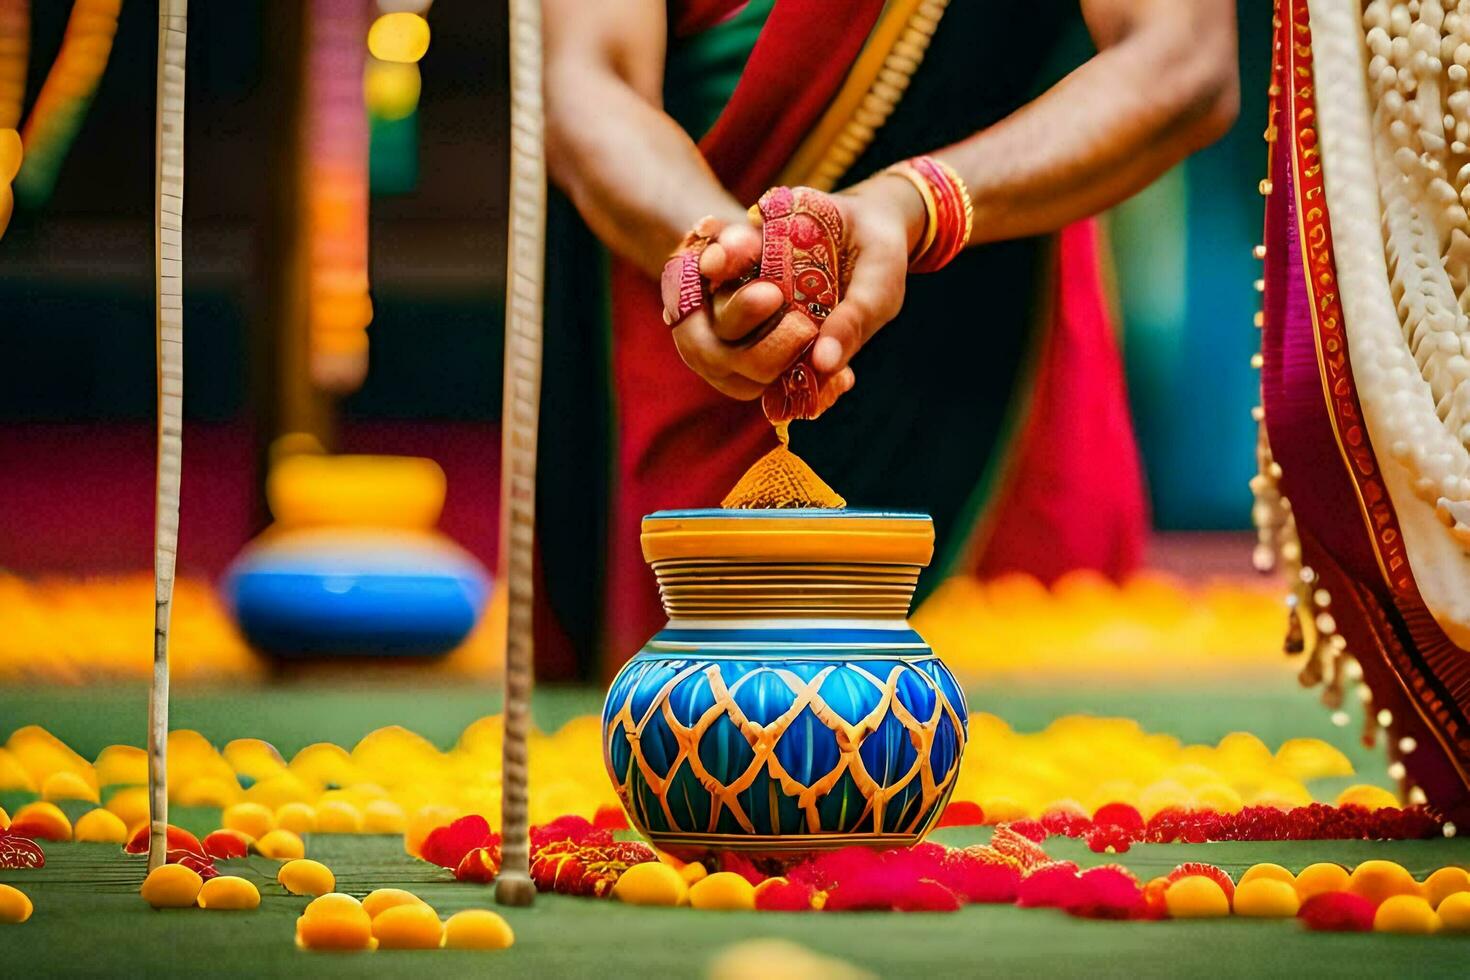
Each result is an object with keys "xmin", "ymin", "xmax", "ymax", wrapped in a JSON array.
[
  {"xmin": 668, "ymin": 218, "xmax": 789, "ymax": 400},
  {"xmin": 811, "ymin": 174, "xmax": 926, "ymax": 378},
  {"xmin": 670, "ymin": 174, "xmax": 926, "ymax": 408}
]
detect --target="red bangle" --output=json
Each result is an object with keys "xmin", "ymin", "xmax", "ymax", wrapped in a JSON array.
[{"xmin": 890, "ymin": 156, "xmax": 973, "ymax": 273}]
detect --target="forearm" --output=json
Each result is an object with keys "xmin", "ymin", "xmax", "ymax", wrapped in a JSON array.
[
  {"xmin": 934, "ymin": 10, "xmax": 1238, "ymax": 244},
  {"xmin": 546, "ymin": 64, "xmax": 744, "ymax": 277}
]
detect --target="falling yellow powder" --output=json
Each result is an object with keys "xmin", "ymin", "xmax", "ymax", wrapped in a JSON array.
[{"xmin": 720, "ymin": 422, "xmax": 846, "ymax": 509}]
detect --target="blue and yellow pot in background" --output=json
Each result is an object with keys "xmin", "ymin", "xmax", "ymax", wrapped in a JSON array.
[
  {"xmin": 224, "ymin": 452, "xmax": 490, "ymax": 658},
  {"xmin": 603, "ymin": 509, "xmax": 967, "ymax": 856}
]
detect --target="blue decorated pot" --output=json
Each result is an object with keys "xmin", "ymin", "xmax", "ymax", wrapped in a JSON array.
[
  {"xmin": 225, "ymin": 528, "xmax": 489, "ymax": 658},
  {"xmin": 603, "ymin": 509, "xmax": 967, "ymax": 856}
]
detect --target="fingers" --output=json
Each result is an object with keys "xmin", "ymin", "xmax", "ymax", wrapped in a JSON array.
[
  {"xmin": 671, "ymin": 309, "xmax": 858, "ymax": 411},
  {"xmin": 808, "ymin": 366, "xmax": 855, "ymax": 419},
  {"xmin": 699, "ymin": 222, "xmax": 762, "ymax": 286},
  {"xmin": 671, "ymin": 312, "xmax": 769, "ymax": 401},
  {"xmin": 834, "ymin": 366, "xmax": 855, "ymax": 396},
  {"xmin": 708, "ymin": 373, "xmax": 767, "ymax": 401},
  {"xmin": 675, "ymin": 307, "xmax": 816, "ymax": 392},
  {"xmin": 728, "ymin": 310, "xmax": 818, "ymax": 385},
  {"xmin": 811, "ymin": 245, "xmax": 905, "ymax": 375},
  {"xmin": 709, "ymin": 280, "xmax": 784, "ymax": 342}
]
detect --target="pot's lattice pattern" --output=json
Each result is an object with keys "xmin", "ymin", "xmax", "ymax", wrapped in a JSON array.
[{"xmin": 603, "ymin": 653, "xmax": 967, "ymax": 852}]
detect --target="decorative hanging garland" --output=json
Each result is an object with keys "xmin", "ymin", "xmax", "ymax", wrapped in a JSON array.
[
  {"xmin": 0, "ymin": 0, "xmax": 25, "ymax": 130},
  {"xmin": 0, "ymin": 0, "xmax": 25, "ymax": 238},
  {"xmin": 302, "ymin": 0, "xmax": 435, "ymax": 391},
  {"xmin": 304, "ymin": 0, "xmax": 374, "ymax": 394},
  {"xmin": 13, "ymin": 0, "xmax": 121, "ymax": 206}
]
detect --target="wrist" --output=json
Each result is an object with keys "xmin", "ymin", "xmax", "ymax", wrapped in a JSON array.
[{"xmin": 866, "ymin": 173, "xmax": 930, "ymax": 256}]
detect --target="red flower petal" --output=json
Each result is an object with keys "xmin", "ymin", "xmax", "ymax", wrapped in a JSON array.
[
  {"xmin": 455, "ymin": 844, "xmax": 502, "ymax": 883},
  {"xmin": 530, "ymin": 839, "xmax": 655, "ymax": 897},
  {"xmin": 823, "ymin": 872, "xmax": 961, "ymax": 912},
  {"xmin": 934, "ymin": 801, "xmax": 985, "ymax": 828},
  {"xmin": 754, "ymin": 878, "xmax": 819, "ymax": 912},
  {"xmin": 892, "ymin": 878, "xmax": 963, "ymax": 912},
  {"xmin": 1016, "ymin": 861, "xmax": 1081, "ymax": 908},
  {"xmin": 788, "ymin": 845, "xmax": 962, "ymax": 912},
  {"xmin": 1086, "ymin": 825, "xmax": 1132, "ymax": 853},
  {"xmin": 990, "ymin": 825, "xmax": 1050, "ymax": 871},
  {"xmin": 1005, "ymin": 819, "xmax": 1048, "ymax": 843},
  {"xmin": 961, "ymin": 844, "xmax": 1024, "ymax": 873},
  {"xmin": 1040, "ymin": 802, "xmax": 1092, "ymax": 838},
  {"xmin": 420, "ymin": 814, "xmax": 491, "ymax": 870},
  {"xmin": 880, "ymin": 843, "xmax": 948, "ymax": 883},
  {"xmin": 201, "ymin": 830, "xmax": 250, "ymax": 860},
  {"xmin": 530, "ymin": 815, "xmax": 611, "ymax": 850},
  {"xmin": 591, "ymin": 804, "xmax": 629, "ymax": 831},
  {"xmin": 1065, "ymin": 865, "xmax": 1143, "ymax": 919},
  {"xmin": 717, "ymin": 851, "xmax": 770, "ymax": 886},
  {"xmin": 124, "ymin": 824, "xmax": 203, "ymax": 856},
  {"xmin": 1091, "ymin": 802, "xmax": 1144, "ymax": 835},
  {"xmin": 0, "ymin": 832, "xmax": 45, "ymax": 869},
  {"xmin": 937, "ymin": 852, "xmax": 1021, "ymax": 903},
  {"xmin": 788, "ymin": 847, "xmax": 881, "ymax": 892},
  {"xmin": 1299, "ymin": 892, "xmax": 1376, "ymax": 932},
  {"xmin": 167, "ymin": 848, "xmax": 218, "ymax": 880}
]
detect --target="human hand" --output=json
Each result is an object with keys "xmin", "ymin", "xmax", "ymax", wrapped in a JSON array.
[
  {"xmin": 665, "ymin": 215, "xmax": 792, "ymax": 400},
  {"xmin": 663, "ymin": 176, "xmax": 924, "ymax": 410},
  {"xmin": 807, "ymin": 174, "xmax": 925, "ymax": 379}
]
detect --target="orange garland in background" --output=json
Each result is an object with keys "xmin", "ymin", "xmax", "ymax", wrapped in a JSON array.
[
  {"xmin": 13, "ymin": 0, "xmax": 120, "ymax": 207},
  {"xmin": 304, "ymin": 0, "xmax": 374, "ymax": 394},
  {"xmin": 0, "ymin": 0, "xmax": 23, "ymax": 129},
  {"xmin": 0, "ymin": 0, "xmax": 25, "ymax": 237},
  {"xmin": 914, "ymin": 570, "xmax": 1294, "ymax": 683},
  {"xmin": 0, "ymin": 569, "xmax": 1294, "ymax": 685}
]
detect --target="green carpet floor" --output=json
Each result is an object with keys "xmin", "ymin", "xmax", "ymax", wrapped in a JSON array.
[
  {"xmin": 2, "ymin": 682, "xmax": 1468, "ymax": 977},
  {"xmin": 5, "ymin": 834, "xmax": 1470, "ymax": 978},
  {"xmin": 0, "ymin": 675, "xmax": 1392, "ymax": 771}
]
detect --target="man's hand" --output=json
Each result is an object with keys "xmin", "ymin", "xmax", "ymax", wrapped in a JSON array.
[{"xmin": 670, "ymin": 175, "xmax": 926, "ymax": 408}]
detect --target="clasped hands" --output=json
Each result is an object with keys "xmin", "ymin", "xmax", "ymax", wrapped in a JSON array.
[{"xmin": 665, "ymin": 175, "xmax": 926, "ymax": 417}]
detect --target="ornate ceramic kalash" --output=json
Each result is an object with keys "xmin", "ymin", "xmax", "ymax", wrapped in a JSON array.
[{"xmin": 603, "ymin": 497, "xmax": 967, "ymax": 857}]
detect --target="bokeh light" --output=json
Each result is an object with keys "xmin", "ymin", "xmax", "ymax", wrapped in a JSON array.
[
  {"xmin": 364, "ymin": 59, "xmax": 421, "ymax": 122},
  {"xmin": 367, "ymin": 12, "xmax": 430, "ymax": 64}
]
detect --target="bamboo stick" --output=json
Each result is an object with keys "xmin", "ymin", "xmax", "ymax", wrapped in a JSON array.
[
  {"xmin": 495, "ymin": 0, "xmax": 547, "ymax": 908},
  {"xmin": 147, "ymin": 0, "xmax": 187, "ymax": 874}
]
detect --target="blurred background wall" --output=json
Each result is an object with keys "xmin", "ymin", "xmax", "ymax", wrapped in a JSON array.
[{"xmin": 0, "ymin": 0, "xmax": 1270, "ymax": 580}]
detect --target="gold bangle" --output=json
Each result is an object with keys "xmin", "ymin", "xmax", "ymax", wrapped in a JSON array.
[
  {"xmin": 883, "ymin": 163, "xmax": 939, "ymax": 263},
  {"xmin": 928, "ymin": 156, "xmax": 974, "ymax": 246}
]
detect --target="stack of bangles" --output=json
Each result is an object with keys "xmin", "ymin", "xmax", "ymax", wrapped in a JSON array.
[{"xmin": 884, "ymin": 154, "xmax": 974, "ymax": 274}]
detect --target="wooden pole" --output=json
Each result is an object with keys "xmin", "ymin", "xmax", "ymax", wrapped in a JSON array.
[
  {"xmin": 147, "ymin": 0, "xmax": 187, "ymax": 873},
  {"xmin": 495, "ymin": 0, "xmax": 546, "ymax": 908}
]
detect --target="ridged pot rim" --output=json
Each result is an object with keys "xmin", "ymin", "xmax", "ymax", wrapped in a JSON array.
[{"xmin": 641, "ymin": 509, "xmax": 935, "ymax": 567}]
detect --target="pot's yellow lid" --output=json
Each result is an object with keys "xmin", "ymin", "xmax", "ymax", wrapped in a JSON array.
[{"xmin": 640, "ymin": 509, "xmax": 934, "ymax": 567}]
